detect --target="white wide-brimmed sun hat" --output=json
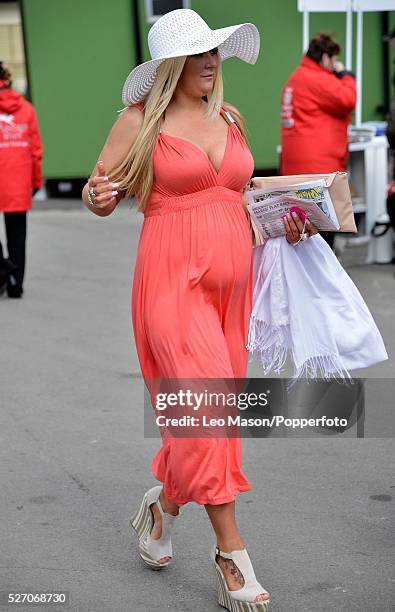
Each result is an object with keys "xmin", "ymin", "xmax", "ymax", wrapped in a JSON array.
[{"xmin": 122, "ymin": 9, "xmax": 260, "ymax": 106}]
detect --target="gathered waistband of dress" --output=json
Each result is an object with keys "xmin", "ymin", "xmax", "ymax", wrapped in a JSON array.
[{"xmin": 144, "ymin": 186, "xmax": 244, "ymax": 217}]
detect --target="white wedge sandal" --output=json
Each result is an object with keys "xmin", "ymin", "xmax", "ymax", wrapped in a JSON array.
[
  {"xmin": 211, "ymin": 544, "xmax": 270, "ymax": 610},
  {"xmin": 130, "ymin": 485, "xmax": 180, "ymax": 570}
]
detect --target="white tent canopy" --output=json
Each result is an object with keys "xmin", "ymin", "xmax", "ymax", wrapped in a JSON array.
[
  {"xmin": 354, "ymin": 1, "xmax": 395, "ymax": 10},
  {"xmin": 298, "ymin": 1, "xmax": 349, "ymax": 10},
  {"xmin": 298, "ymin": 1, "xmax": 395, "ymax": 12}
]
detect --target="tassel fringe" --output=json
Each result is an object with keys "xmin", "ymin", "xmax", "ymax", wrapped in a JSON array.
[
  {"xmin": 246, "ymin": 317, "xmax": 291, "ymax": 375},
  {"xmin": 247, "ymin": 316, "xmax": 354, "ymax": 386},
  {"xmin": 294, "ymin": 353, "xmax": 352, "ymax": 380}
]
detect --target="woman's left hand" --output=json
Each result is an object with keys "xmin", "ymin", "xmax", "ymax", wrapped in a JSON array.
[
  {"xmin": 241, "ymin": 181, "xmax": 251, "ymax": 211},
  {"xmin": 282, "ymin": 212, "xmax": 319, "ymax": 244}
]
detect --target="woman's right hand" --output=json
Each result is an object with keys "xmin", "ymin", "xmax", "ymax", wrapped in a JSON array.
[
  {"xmin": 87, "ymin": 160, "xmax": 119, "ymax": 209},
  {"xmin": 282, "ymin": 211, "xmax": 319, "ymax": 244}
]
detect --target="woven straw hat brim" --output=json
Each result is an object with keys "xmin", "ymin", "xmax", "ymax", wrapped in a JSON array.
[{"xmin": 122, "ymin": 22, "xmax": 260, "ymax": 106}]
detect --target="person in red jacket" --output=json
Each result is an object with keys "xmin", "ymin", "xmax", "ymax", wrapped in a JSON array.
[
  {"xmin": 280, "ymin": 33, "xmax": 356, "ymax": 248},
  {"xmin": 0, "ymin": 62, "xmax": 43, "ymax": 298}
]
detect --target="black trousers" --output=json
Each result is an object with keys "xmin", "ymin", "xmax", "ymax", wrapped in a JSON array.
[
  {"xmin": 320, "ymin": 230, "xmax": 335, "ymax": 250},
  {"xmin": 0, "ymin": 212, "xmax": 27, "ymax": 289}
]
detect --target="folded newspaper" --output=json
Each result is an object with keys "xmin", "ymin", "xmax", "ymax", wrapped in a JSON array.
[{"xmin": 246, "ymin": 179, "xmax": 340, "ymax": 240}]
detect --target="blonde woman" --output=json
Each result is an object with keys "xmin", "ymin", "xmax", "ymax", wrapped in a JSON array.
[{"xmin": 82, "ymin": 9, "xmax": 312, "ymax": 611}]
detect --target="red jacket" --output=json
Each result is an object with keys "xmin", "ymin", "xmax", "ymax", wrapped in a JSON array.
[
  {"xmin": 280, "ymin": 56, "xmax": 356, "ymax": 175},
  {"xmin": 0, "ymin": 86, "xmax": 43, "ymax": 212}
]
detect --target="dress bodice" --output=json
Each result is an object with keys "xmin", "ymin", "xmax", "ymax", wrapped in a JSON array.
[{"xmin": 132, "ymin": 102, "xmax": 254, "ymax": 210}]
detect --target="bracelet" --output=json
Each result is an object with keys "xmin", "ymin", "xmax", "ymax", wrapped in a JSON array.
[{"xmin": 289, "ymin": 219, "xmax": 310, "ymax": 246}]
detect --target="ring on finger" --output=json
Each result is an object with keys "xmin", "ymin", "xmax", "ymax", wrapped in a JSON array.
[{"xmin": 88, "ymin": 186, "xmax": 101, "ymax": 209}]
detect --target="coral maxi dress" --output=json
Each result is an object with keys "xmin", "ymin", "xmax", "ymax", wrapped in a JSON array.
[{"xmin": 131, "ymin": 102, "xmax": 255, "ymax": 506}]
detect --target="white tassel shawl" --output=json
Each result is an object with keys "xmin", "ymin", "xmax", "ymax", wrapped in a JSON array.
[{"xmin": 247, "ymin": 235, "xmax": 388, "ymax": 381}]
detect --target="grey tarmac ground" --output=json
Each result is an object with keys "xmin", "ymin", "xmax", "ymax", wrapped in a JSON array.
[{"xmin": 1, "ymin": 199, "xmax": 394, "ymax": 612}]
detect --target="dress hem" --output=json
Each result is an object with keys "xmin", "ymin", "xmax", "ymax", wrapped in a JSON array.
[{"xmin": 153, "ymin": 479, "xmax": 252, "ymax": 507}]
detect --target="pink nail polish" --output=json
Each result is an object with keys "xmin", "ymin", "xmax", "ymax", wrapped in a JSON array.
[{"xmin": 111, "ymin": 190, "xmax": 118, "ymax": 196}]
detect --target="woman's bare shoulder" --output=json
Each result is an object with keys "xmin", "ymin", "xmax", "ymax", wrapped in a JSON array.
[
  {"xmin": 105, "ymin": 105, "xmax": 144, "ymax": 151},
  {"xmin": 222, "ymin": 101, "xmax": 241, "ymax": 115},
  {"xmin": 116, "ymin": 105, "xmax": 144, "ymax": 131},
  {"xmin": 93, "ymin": 105, "xmax": 145, "ymax": 179},
  {"xmin": 222, "ymin": 101, "xmax": 245, "ymax": 133}
]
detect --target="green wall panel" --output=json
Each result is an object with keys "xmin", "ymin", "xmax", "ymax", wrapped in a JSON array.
[
  {"xmin": 360, "ymin": 11, "xmax": 385, "ymax": 124},
  {"xmin": 389, "ymin": 11, "xmax": 395, "ymax": 98},
  {"xmin": 21, "ymin": 0, "xmax": 137, "ymax": 178},
  {"xmin": 21, "ymin": 1, "xmax": 395, "ymax": 175}
]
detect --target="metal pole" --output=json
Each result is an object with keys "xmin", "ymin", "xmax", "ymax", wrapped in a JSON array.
[
  {"xmin": 131, "ymin": 0, "xmax": 143, "ymax": 66},
  {"xmin": 18, "ymin": 0, "xmax": 32, "ymax": 101},
  {"xmin": 303, "ymin": 11, "xmax": 309, "ymax": 53},
  {"xmin": 381, "ymin": 10, "xmax": 390, "ymax": 116},
  {"xmin": 346, "ymin": 3, "xmax": 353, "ymax": 71},
  {"xmin": 356, "ymin": 10, "xmax": 363, "ymax": 126}
]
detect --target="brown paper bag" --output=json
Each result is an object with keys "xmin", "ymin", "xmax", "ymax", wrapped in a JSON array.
[{"xmin": 249, "ymin": 171, "xmax": 357, "ymax": 234}]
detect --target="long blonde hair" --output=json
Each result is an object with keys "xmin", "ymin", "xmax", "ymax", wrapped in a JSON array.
[{"xmin": 110, "ymin": 56, "xmax": 247, "ymax": 214}]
